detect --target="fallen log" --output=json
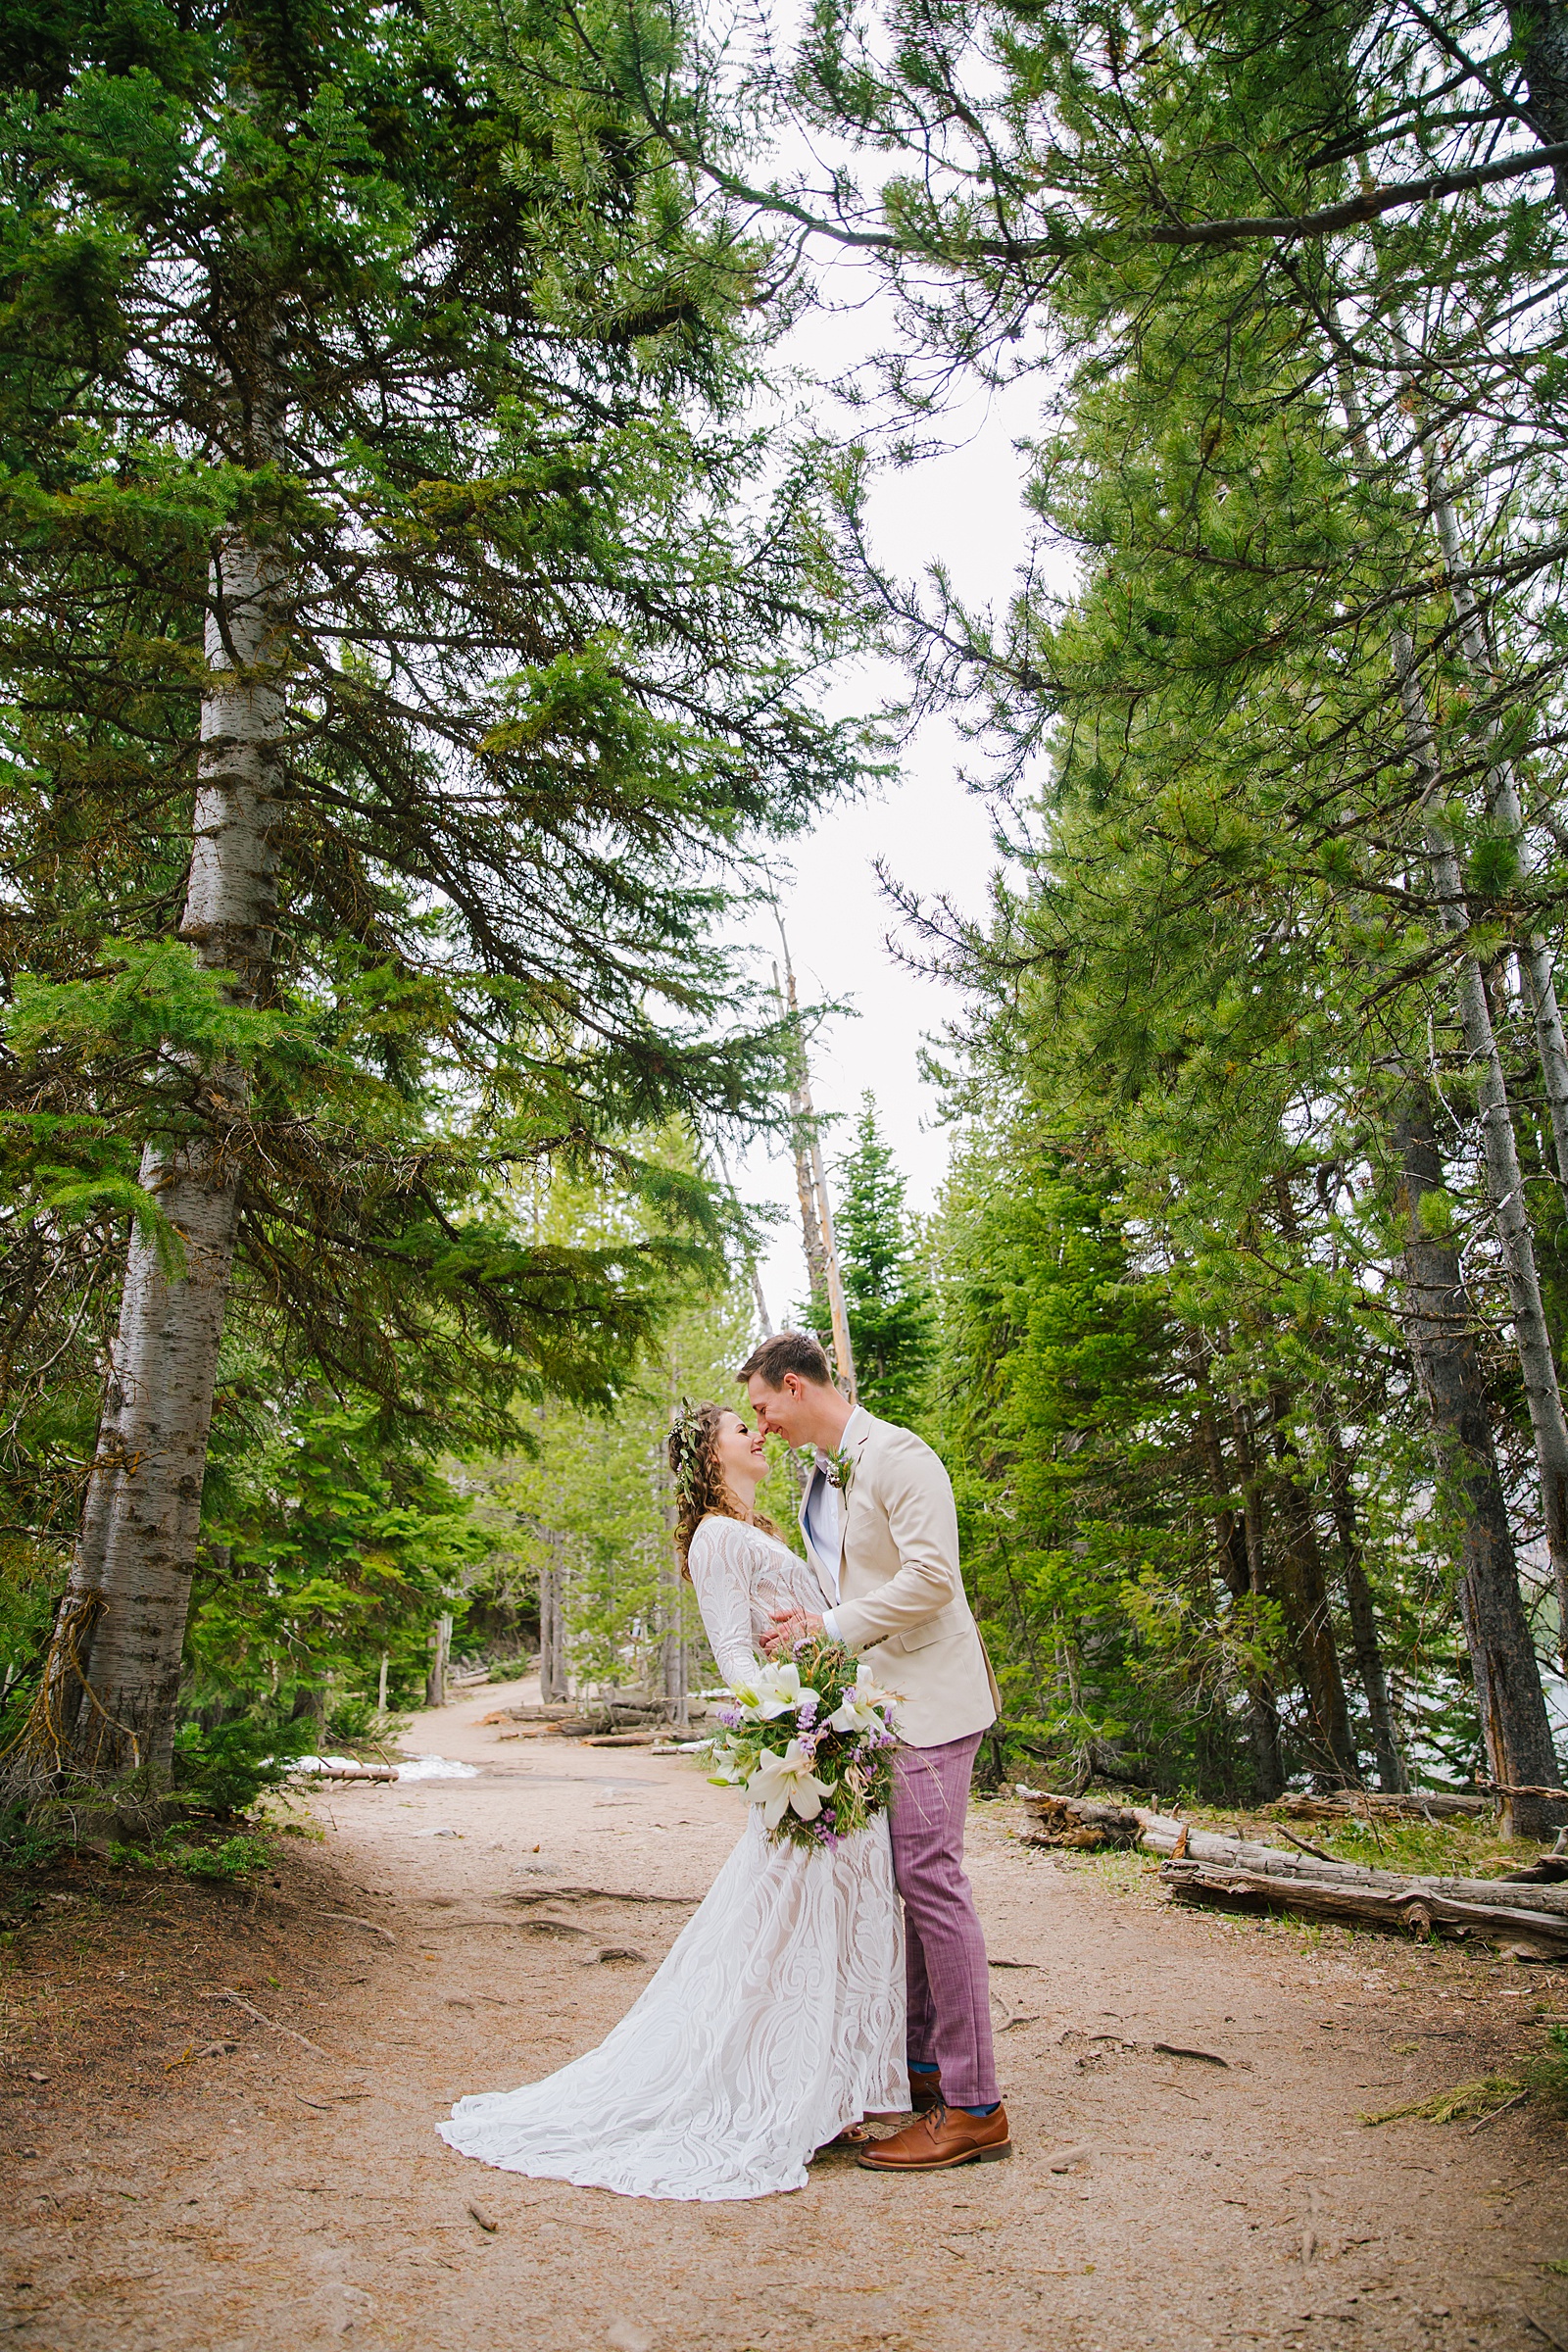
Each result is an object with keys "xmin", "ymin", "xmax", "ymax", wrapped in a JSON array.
[
  {"xmin": 1273, "ymin": 1790, "xmax": 1492, "ymax": 1823},
  {"xmin": 287, "ymin": 1758, "xmax": 399, "ymax": 1784},
  {"xmin": 1161, "ymin": 1858, "xmax": 1568, "ymax": 1954},
  {"xmin": 1013, "ymin": 1791, "xmax": 1143, "ymax": 1848},
  {"xmin": 1016, "ymin": 1789, "xmax": 1568, "ymax": 1920}
]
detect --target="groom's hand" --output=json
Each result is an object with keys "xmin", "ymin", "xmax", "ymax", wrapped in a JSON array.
[{"xmin": 763, "ymin": 1607, "xmax": 823, "ymax": 1654}]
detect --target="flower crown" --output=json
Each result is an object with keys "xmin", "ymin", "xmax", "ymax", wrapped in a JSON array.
[{"xmin": 669, "ymin": 1397, "xmax": 710, "ymax": 1513}]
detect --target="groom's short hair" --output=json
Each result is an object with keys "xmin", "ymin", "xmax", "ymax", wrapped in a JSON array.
[{"xmin": 738, "ymin": 1331, "xmax": 834, "ymax": 1390}]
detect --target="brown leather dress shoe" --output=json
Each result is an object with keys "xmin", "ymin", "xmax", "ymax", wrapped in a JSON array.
[
  {"xmin": 857, "ymin": 2102, "xmax": 1010, "ymax": 2172},
  {"xmin": 908, "ymin": 2068, "xmax": 943, "ymax": 2114}
]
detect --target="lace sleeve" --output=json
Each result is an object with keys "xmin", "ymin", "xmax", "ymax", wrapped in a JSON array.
[{"xmin": 686, "ymin": 1517, "xmax": 763, "ymax": 1688}]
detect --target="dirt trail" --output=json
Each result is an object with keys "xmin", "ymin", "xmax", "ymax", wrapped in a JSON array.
[{"xmin": 7, "ymin": 1681, "xmax": 1568, "ymax": 2352}]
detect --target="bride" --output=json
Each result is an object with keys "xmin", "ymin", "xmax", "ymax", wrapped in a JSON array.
[{"xmin": 436, "ymin": 1400, "xmax": 907, "ymax": 2200}]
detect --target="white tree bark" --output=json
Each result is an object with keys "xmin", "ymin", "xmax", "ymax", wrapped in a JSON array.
[
  {"xmin": 426, "ymin": 1612, "xmax": 453, "ymax": 1710},
  {"xmin": 1424, "ymin": 462, "xmax": 1568, "ymax": 1209},
  {"xmin": 539, "ymin": 1549, "xmax": 568, "ymax": 1702},
  {"xmin": 51, "ymin": 529, "xmax": 284, "ymax": 1779},
  {"xmin": 1334, "ymin": 343, "xmax": 1568, "ymax": 1651},
  {"xmin": 1390, "ymin": 622, "xmax": 1568, "ymax": 1642}
]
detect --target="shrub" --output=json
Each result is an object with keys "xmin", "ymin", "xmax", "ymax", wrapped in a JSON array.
[
  {"xmin": 172, "ymin": 1712, "xmax": 315, "ymax": 1818},
  {"xmin": 323, "ymin": 1691, "xmax": 381, "ymax": 1743}
]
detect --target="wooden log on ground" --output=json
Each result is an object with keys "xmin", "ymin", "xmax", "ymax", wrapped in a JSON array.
[
  {"xmin": 1160, "ymin": 1857, "xmax": 1568, "ymax": 1953},
  {"xmin": 1135, "ymin": 1817, "xmax": 1568, "ymax": 1918},
  {"xmin": 1273, "ymin": 1790, "xmax": 1492, "ymax": 1822},
  {"xmin": 287, "ymin": 1759, "xmax": 399, "ymax": 1783},
  {"xmin": 1017, "ymin": 1790, "xmax": 1568, "ymax": 1918},
  {"xmin": 1014, "ymin": 1790, "xmax": 1143, "ymax": 1848}
]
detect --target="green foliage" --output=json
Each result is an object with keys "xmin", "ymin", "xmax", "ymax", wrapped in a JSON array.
[
  {"xmin": 1361, "ymin": 2072, "xmax": 1527, "ymax": 2128},
  {"xmin": 107, "ymin": 1830, "xmax": 274, "ymax": 1884},
  {"xmin": 0, "ymin": 1538, "xmax": 67, "ymax": 1691},
  {"xmin": 461, "ymin": 1153, "xmax": 776, "ymax": 1690},
  {"xmin": 169, "ymin": 1713, "xmax": 315, "ymax": 1820},
  {"xmin": 834, "ymin": 1093, "xmax": 933, "ymax": 1422},
  {"xmin": 189, "ymin": 1396, "xmax": 488, "ymax": 1715},
  {"xmin": 1527, "ymin": 2025, "xmax": 1568, "ymax": 2119},
  {"xmin": 0, "ymin": 0, "xmax": 874, "ymax": 1675},
  {"xmin": 323, "ymin": 1692, "xmax": 388, "ymax": 1745},
  {"xmin": 929, "ymin": 1124, "xmax": 1281, "ymax": 1792},
  {"xmin": 737, "ymin": 0, "xmax": 1568, "ymax": 1803},
  {"xmin": 0, "ymin": 1797, "xmax": 69, "ymax": 1875}
]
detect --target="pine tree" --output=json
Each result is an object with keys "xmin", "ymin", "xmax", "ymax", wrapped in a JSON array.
[
  {"xmin": 0, "ymin": 0, "xmax": 867, "ymax": 1791},
  {"xmin": 834, "ymin": 1095, "xmax": 931, "ymax": 1423}
]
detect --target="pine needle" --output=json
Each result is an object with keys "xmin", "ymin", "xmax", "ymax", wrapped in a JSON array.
[{"xmin": 1360, "ymin": 2073, "xmax": 1525, "ymax": 2127}]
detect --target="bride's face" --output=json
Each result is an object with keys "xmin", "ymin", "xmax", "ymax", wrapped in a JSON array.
[{"xmin": 713, "ymin": 1409, "xmax": 766, "ymax": 1500}]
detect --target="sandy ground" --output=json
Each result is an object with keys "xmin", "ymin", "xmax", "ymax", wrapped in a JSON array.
[{"xmin": 7, "ymin": 1678, "xmax": 1568, "ymax": 2352}]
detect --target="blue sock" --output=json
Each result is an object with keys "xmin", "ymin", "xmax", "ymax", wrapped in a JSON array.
[
  {"xmin": 961, "ymin": 2102, "xmax": 1001, "ymax": 2117},
  {"xmin": 908, "ymin": 2061, "xmax": 938, "ymax": 2073}
]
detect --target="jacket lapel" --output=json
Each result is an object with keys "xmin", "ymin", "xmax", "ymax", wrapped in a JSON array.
[{"xmin": 837, "ymin": 1410, "xmax": 877, "ymax": 1578}]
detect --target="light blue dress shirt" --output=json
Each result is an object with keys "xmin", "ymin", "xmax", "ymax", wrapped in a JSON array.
[
  {"xmin": 809, "ymin": 1406, "xmax": 871, "ymax": 1640},
  {"xmin": 801, "ymin": 1460, "xmax": 842, "ymax": 1601}
]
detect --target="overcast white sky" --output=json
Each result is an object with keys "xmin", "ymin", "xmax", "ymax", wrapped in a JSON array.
[{"xmin": 728, "ymin": 275, "xmax": 1056, "ymax": 1328}]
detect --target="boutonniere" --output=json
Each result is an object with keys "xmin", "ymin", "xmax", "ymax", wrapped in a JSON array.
[{"xmin": 827, "ymin": 1446, "xmax": 857, "ymax": 1495}]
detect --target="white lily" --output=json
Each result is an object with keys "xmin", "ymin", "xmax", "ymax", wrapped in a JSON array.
[
  {"xmin": 731, "ymin": 1658, "xmax": 819, "ymax": 1722},
  {"xmin": 825, "ymin": 1660, "xmax": 901, "ymax": 1736},
  {"xmin": 745, "ymin": 1740, "xmax": 833, "ymax": 1829}
]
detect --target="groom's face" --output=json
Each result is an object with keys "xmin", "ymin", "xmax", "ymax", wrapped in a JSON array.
[{"xmin": 747, "ymin": 1371, "xmax": 808, "ymax": 1447}]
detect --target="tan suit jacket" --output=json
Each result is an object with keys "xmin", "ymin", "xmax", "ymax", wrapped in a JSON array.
[{"xmin": 828, "ymin": 1407, "xmax": 999, "ymax": 1750}]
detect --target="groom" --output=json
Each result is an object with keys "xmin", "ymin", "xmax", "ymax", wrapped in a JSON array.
[{"xmin": 741, "ymin": 1332, "xmax": 1009, "ymax": 2172}]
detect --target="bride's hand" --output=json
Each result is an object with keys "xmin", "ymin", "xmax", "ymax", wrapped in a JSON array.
[{"xmin": 764, "ymin": 1607, "xmax": 822, "ymax": 1653}]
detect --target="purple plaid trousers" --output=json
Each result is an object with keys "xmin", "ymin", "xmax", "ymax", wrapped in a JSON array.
[{"xmin": 889, "ymin": 1731, "xmax": 998, "ymax": 2109}]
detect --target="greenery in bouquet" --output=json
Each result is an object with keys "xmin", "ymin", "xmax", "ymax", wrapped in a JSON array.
[{"xmin": 706, "ymin": 1635, "xmax": 901, "ymax": 1852}]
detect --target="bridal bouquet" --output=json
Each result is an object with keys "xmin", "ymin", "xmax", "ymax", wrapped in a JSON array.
[{"xmin": 705, "ymin": 1634, "xmax": 901, "ymax": 1853}]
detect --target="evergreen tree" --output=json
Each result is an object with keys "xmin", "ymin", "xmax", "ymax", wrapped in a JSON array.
[
  {"xmin": 188, "ymin": 1393, "xmax": 486, "ymax": 1728},
  {"xmin": 833, "ymin": 1094, "xmax": 931, "ymax": 1423},
  {"xmin": 0, "ymin": 0, "xmax": 867, "ymax": 1789}
]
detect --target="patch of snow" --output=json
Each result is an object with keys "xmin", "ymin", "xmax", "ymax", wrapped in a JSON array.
[{"xmin": 393, "ymin": 1753, "xmax": 479, "ymax": 1781}]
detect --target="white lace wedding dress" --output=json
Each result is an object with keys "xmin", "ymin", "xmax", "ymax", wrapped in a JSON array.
[{"xmin": 436, "ymin": 1514, "xmax": 907, "ymax": 2200}]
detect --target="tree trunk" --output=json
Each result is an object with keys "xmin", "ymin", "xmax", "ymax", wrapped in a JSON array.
[
  {"xmin": 291, "ymin": 1683, "xmax": 326, "ymax": 1733},
  {"xmin": 808, "ymin": 1119, "xmax": 858, "ymax": 1404},
  {"xmin": 539, "ymin": 1552, "xmax": 568, "ymax": 1702},
  {"xmin": 1394, "ymin": 1089, "xmax": 1566, "ymax": 1838},
  {"xmin": 775, "ymin": 925, "xmax": 857, "ymax": 1396},
  {"xmin": 1392, "ymin": 626, "xmax": 1568, "ymax": 1652},
  {"xmin": 1511, "ymin": 3, "xmax": 1568, "ymax": 206},
  {"xmin": 1196, "ymin": 1394, "xmax": 1286, "ymax": 1796},
  {"xmin": 775, "ymin": 952, "xmax": 828, "ymax": 1316},
  {"xmin": 1222, "ymin": 1397, "xmax": 1287, "ymax": 1799},
  {"xmin": 1263, "ymin": 1175, "xmax": 1364, "ymax": 1787},
  {"xmin": 1267, "ymin": 1390, "xmax": 1362, "ymax": 1787},
  {"xmin": 1421, "ymin": 443, "xmax": 1568, "ymax": 1214},
  {"xmin": 426, "ymin": 1611, "xmax": 453, "ymax": 1710},
  {"xmin": 1335, "ymin": 341, "xmax": 1568, "ymax": 1657},
  {"xmin": 1323, "ymin": 1429, "xmax": 1409, "ymax": 1791},
  {"xmin": 45, "ymin": 527, "xmax": 283, "ymax": 1783}
]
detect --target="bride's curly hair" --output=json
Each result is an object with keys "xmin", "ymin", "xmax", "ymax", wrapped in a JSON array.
[{"xmin": 668, "ymin": 1400, "xmax": 777, "ymax": 1573}]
